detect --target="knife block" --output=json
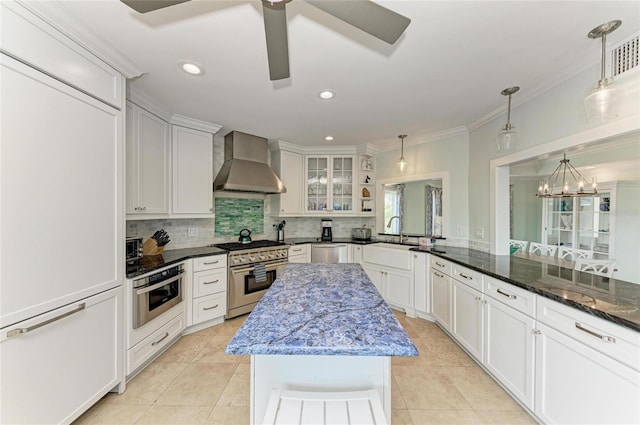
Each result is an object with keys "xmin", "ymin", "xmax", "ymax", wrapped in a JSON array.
[{"xmin": 142, "ymin": 238, "xmax": 164, "ymax": 256}]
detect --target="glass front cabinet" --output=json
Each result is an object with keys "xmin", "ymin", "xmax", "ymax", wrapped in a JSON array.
[
  {"xmin": 305, "ymin": 155, "xmax": 355, "ymax": 214},
  {"xmin": 542, "ymin": 185, "xmax": 614, "ymax": 258}
]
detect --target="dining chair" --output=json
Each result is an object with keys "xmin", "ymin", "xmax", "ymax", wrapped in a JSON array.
[
  {"xmin": 574, "ymin": 259, "xmax": 617, "ymax": 278},
  {"xmin": 558, "ymin": 247, "xmax": 594, "ymax": 261},
  {"xmin": 509, "ymin": 239, "xmax": 529, "ymax": 253},
  {"xmin": 528, "ymin": 242, "xmax": 558, "ymax": 257}
]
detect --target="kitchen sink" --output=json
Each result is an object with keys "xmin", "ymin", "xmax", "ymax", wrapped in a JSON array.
[{"xmin": 374, "ymin": 242, "xmax": 414, "ymax": 251}]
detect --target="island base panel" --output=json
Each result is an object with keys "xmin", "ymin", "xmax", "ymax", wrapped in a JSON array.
[{"xmin": 251, "ymin": 355, "xmax": 391, "ymax": 424}]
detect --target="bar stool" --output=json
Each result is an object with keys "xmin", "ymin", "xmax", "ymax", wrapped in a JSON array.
[
  {"xmin": 558, "ymin": 247, "xmax": 593, "ymax": 261},
  {"xmin": 509, "ymin": 239, "xmax": 528, "ymax": 253},
  {"xmin": 529, "ymin": 242, "xmax": 558, "ymax": 257},
  {"xmin": 575, "ymin": 259, "xmax": 617, "ymax": 277}
]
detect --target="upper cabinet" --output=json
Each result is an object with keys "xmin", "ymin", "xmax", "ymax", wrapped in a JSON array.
[
  {"xmin": 126, "ymin": 102, "xmax": 170, "ymax": 216},
  {"xmin": 171, "ymin": 125, "xmax": 214, "ymax": 217},
  {"xmin": 305, "ymin": 155, "xmax": 355, "ymax": 214},
  {"xmin": 270, "ymin": 149, "xmax": 303, "ymax": 215},
  {"xmin": 126, "ymin": 101, "xmax": 220, "ymax": 220}
]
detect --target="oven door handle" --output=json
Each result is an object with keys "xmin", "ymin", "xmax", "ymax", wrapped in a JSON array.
[
  {"xmin": 135, "ymin": 272, "xmax": 184, "ymax": 296},
  {"xmin": 231, "ymin": 261, "xmax": 289, "ymax": 274}
]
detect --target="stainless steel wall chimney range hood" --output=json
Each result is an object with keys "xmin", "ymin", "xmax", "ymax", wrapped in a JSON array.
[{"xmin": 213, "ymin": 131, "xmax": 286, "ymax": 194}]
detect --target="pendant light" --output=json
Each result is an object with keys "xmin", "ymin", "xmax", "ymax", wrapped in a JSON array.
[
  {"xmin": 395, "ymin": 134, "xmax": 408, "ymax": 175},
  {"xmin": 496, "ymin": 86, "xmax": 519, "ymax": 152},
  {"xmin": 583, "ymin": 20, "xmax": 623, "ymax": 122},
  {"xmin": 536, "ymin": 153, "xmax": 597, "ymax": 198}
]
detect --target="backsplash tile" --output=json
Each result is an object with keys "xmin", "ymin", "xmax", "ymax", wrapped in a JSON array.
[
  {"xmin": 215, "ymin": 197, "xmax": 264, "ymax": 237},
  {"xmin": 126, "ymin": 218, "xmax": 214, "ymax": 250}
]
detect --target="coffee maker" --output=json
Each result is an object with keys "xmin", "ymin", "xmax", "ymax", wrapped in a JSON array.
[{"xmin": 321, "ymin": 219, "xmax": 333, "ymax": 241}]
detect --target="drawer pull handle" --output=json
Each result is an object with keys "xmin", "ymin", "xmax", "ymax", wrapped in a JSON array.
[
  {"xmin": 575, "ymin": 322, "xmax": 616, "ymax": 343},
  {"xmin": 496, "ymin": 288, "xmax": 517, "ymax": 299},
  {"xmin": 434, "ymin": 271, "xmax": 445, "ymax": 278},
  {"xmin": 6, "ymin": 303, "xmax": 86, "ymax": 338},
  {"xmin": 203, "ymin": 280, "xmax": 219, "ymax": 285},
  {"xmin": 292, "ymin": 248, "xmax": 302, "ymax": 252},
  {"xmin": 204, "ymin": 304, "xmax": 219, "ymax": 311},
  {"xmin": 203, "ymin": 260, "xmax": 219, "ymax": 265},
  {"xmin": 435, "ymin": 261, "xmax": 445, "ymax": 268},
  {"xmin": 152, "ymin": 332, "xmax": 169, "ymax": 346},
  {"xmin": 459, "ymin": 272, "xmax": 472, "ymax": 280}
]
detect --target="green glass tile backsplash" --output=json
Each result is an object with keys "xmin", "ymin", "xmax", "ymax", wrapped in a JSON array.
[{"xmin": 215, "ymin": 197, "xmax": 264, "ymax": 236}]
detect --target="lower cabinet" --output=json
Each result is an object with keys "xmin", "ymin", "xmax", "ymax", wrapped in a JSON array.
[
  {"xmin": 190, "ymin": 255, "xmax": 227, "ymax": 327},
  {"xmin": 1, "ymin": 288, "xmax": 121, "ymax": 424},
  {"xmin": 362, "ymin": 264, "xmax": 413, "ymax": 312},
  {"xmin": 483, "ymin": 295, "xmax": 535, "ymax": 410},
  {"xmin": 412, "ymin": 252, "xmax": 428, "ymax": 314},
  {"xmin": 288, "ymin": 244, "xmax": 310, "ymax": 263},
  {"xmin": 350, "ymin": 244, "xmax": 364, "ymax": 263},
  {"xmin": 451, "ymin": 280, "xmax": 483, "ymax": 361},
  {"xmin": 430, "ymin": 267, "xmax": 452, "ymax": 331}
]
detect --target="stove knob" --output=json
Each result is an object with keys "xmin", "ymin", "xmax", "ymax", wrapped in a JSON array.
[
  {"xmin": 249, "ymin": 256, "xmax": 257, "ymax": 262},
  {"xmin": 259, "ymin": 255, "xmax": 266, "ymax": 260}
]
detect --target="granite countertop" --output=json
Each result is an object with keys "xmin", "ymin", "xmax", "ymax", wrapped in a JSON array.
[
  {"xmin": 412, "ymin": 246, "xmax": 640, "ymax": 332},
  {"xmin": 225, "ymin": 263, "xmax": 419, "ymax": 356},
  {"xmin": 284, "ymin": 237, "xmax": 379, "ymax": 245},
  {"xmin": 126, "ymin": 246, "xmax": 227, "ymax": 278}
]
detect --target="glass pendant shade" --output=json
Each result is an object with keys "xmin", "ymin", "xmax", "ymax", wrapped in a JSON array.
[
  {"xmin": 396, "ymin": 134, "xmax": 408, "ymax": 175},
  {"xmin": 496, "ymin": 125, "xmax": 517, "ymax": 152},
  {"xmin": 584, "ymin": 78, "xmax": 624, "ymax": 122}
]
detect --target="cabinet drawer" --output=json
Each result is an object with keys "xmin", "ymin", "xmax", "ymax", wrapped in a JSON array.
[
  {"xmin": 193, "ymin": 293, "xmax": 226, "ymax": 324},
  {"xmin": 484, "ymin": 276, "xmax": 536, "ymax": 317},
  {"xmin": 537, "ymin": 296, "xmax": 640, "ymax": 371},
  {"xmin": 193, "ymin": 255, "xmax": 227, "ymax": 272},
  {"xmin": 430, "ymin": 255, "xmax": 452, "ymax": 276},
  {"xmin": 453, "ymin": 263, "xmax": 483, "ymax": 291},
  {"xmin": 289, "ymin": 244, "xmax": 309, "ymax": 256},
  {"xmin": 127, "ymin": 313, "xmax": 184, "ymax": 375},
  {"xmin": 193, "ymin": 268, "xmax": 226, "ymax": 297}
]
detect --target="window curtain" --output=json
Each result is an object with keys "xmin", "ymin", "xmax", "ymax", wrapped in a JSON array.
[
  {"xmin": 385, "ymin": 184, "xmax": 405, "ymax": 234},
  {"xmin": 425, "ymin": 185, "xmax": 443, "ymax": 236}
]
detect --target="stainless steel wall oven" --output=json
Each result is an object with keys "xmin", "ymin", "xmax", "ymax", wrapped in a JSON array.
[{"xmin": 132, "ymin": 264, "xmax": 184, "ymax": 329}]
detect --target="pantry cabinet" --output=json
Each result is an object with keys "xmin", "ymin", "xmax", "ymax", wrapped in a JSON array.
[
  {"xmin": 126, "ymin": 102, "xmax": 170, "ymax": 216},
  {"xmin": 305, "ymin": 155, "xmax": 355, "ymax": 214},
  {"xmin": 171, "ymin": 125, "xmax": 214, "ymax": 216}
]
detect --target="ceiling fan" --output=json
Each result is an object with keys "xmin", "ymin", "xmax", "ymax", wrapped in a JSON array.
[{"xmin": 120, "ymin": 0, "xmax": 411, "ymax": 81}]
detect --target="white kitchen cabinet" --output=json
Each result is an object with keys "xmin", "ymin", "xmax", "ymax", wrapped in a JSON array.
[
  {"xmin": 1, "ymin": 288, "xmax": 122, "ymax": 424},
  {"xmin": 126, "ymin": 101, "xmax": 170, "ymax": 216},
  {"xmin": 351, "ymin": 244, "xmax": 364, "ymax": 263},
  {"xmin": 305, "ymin": 155, "xmax": 355, "ymax": 214},
  {"xmin": 412, "ymin": 252, "xmax": 429, "ymax": 314},
  {"xmin": 189, "ymin": 255, "xmax": 227, "ymax": 328},
  {"xmin": 357, "ymin": 154, "xmax": 375, "ymax": 216},
  {"xmin": 534, "ymin": 321, "xmax": 640, "ymax": 424},
  {"xmin": 362, "ymin": 245, "xmax": 414, "ymax": 314},
  {"xmin": 171, "ymin": 125, "xmax": 214, "ymax": 216},
  {"xmin": 270, "ymin": 149, "xmax": 303, "ymax": 215},
  {"xmin": 483, "ymin": 295, "xmax": 535, "ymax": 410},
  {"xmin": 430, "ymin": 258, "xmax": 452, "ymax": 332},
  {"xmin": 452, "ymin": 279, "xmax": 483, "ymax": 361},
  {"xmin": 289, "ymin": 244, "xmax": 311, "ymax": 263}
]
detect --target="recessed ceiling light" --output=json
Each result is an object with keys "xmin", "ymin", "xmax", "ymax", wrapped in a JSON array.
[
  {"xmin": 318, "ymin": 90, "xmax": 335, "ymax": 100},
  {"xmin": 324, "ymin": 136, "xmax": 334, "ymax": 141},
  {"xmin": 178, "ymin": 60, "xmax": 205, "ymax": 76}
]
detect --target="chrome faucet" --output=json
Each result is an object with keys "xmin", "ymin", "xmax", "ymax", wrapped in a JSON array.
[{"xmin": 386, "ymin": 215, "xmax": 405, "ymax": 243}]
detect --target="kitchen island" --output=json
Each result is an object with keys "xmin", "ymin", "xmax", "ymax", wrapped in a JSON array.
[{"xmin": 225, "ymin": 263, "xmax": 418, "ymax": 424}]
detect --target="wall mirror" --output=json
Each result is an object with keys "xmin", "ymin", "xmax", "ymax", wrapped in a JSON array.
[{"xmin": 376, "ymin": 173, "xmax": 449, "ymax": 238}]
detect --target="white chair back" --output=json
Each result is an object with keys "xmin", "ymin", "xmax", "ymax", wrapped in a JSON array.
[
  {"xmin": 574, "ymin": 259, "xmax": 617, "ymax": 278},
  {"xmin": 529, "ymin": 242, "xmax": 558, "ymax": 257},
  {"xmin": 558, "ymin": 247, "xmax": 593, "ymax": 261},
  {"xmin": 509, "ymin": 239, "xmax": 528, "ymax": 252}
]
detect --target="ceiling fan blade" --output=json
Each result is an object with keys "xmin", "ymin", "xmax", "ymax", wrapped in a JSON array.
[
  {"xmin": 262, "ymin": 1, "xmax": 290, "ymax": 80},
  {"xmin": 121, "ymin": 0, "xmax": 190, "ymax": 14},
  {"xmin": 306, "ymin": 0, "xmax": 410, "ymax": 44}
]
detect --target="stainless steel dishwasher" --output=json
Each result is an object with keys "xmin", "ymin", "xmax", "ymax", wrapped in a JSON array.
[{"xmin": 311, "ymin": 243, "xmax": 348, "ymax": 263}]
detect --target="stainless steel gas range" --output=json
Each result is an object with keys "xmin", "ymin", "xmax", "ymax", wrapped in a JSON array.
[{"xmin": 214, "ymin": 240, "xmax": 289, "ymax": 318}]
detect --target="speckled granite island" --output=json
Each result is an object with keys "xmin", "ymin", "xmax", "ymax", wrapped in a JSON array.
[{"xmin": 226, "ymin": 263, "xmax": 418, "ymax": 424}]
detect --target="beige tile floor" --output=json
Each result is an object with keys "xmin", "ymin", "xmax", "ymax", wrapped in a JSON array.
[{"xmin": 75, "ymin": 313, "xmax": 538, "ymax": 425}]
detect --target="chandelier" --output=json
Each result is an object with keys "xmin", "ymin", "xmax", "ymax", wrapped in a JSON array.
[{"xmin": 536, "ymin": 153, "xmax": 597, "ymax": 198}]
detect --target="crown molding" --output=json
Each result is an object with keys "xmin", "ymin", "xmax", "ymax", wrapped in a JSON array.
[
  {"xmin": 374, "ymin": 126, "xmax": 469, "ymax": 153},
  {"xmin": 170, "ymin": 114, "xmax": 222, "ymax": 134},
  {"xmin": 268, "ymin": 140, "xmax": 357, "ymax": 155}
]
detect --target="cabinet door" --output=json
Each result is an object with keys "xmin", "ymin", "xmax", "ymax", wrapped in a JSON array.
[
  {"xmin": 535, "ymin": 322, "xmax": 640, "ymax": 425},
  {"xmin": 276, "ymin": 150, "xmax": 303, "ymax": 214},
  {"xmin": 385, "ymin": 270, "xmax": 412, "ymax": 309},
  {"xmin": 483, "ymin": 296, "xmax": 535, "ymax": 410},
  {"xmin": 452, "ymin": 280, "xmax": 483, "ymax": 361},
  {"xmin": 430, "ymin": 269, "xmax": 452, "ymax": 331},
  {"xmin": 352, "ymin": 245, "xmax": 364, "ymax": 264},
  {"xmin": 1, "ymin": 288, "xmax": 121, "ymax": 424},
  {"xmin": 331, "ymin": 156, "xmax": 354, "ymax": 213},
  {"xmin": 306, "ymin": 156, "xmax": 329, "ymax": 212},
  {"xmin": 362, "ymin": 265, "xmax": 384, "ymax": 295},
  {"xmin": 172, "ymin": 125, "xmax": 213, "ymax": 215},
  {"xmin": 413, "ymin": 253, "xmax": 428, "ymax": 314}
]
